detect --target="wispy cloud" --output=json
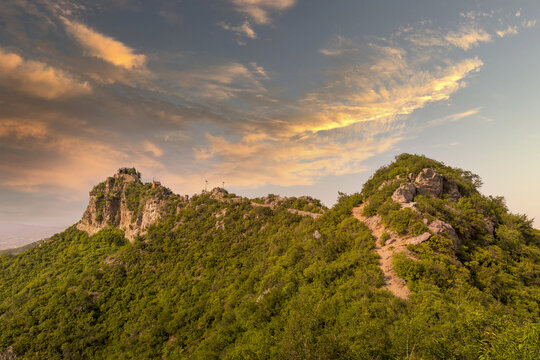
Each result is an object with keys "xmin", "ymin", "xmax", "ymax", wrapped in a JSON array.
[
  {"xmin": 305, "ymin": 40, "xmax": 483, "ymax": 134},
  {"xmin": 167, "ymin": 62, "xmax": 268, "ymax": 100},
  {"xmin": 61, "ymin": 17, "xmax": 146, "ymax": 70},
  {"xmin": 444, "ymin": 26, "xmax": 492, "ymax": 49},
  {"xmin": 496, "ymin": 25, "xmax": 519, "ymax": 37},
  {"xmin": 194, "ymin": 132, "xmax": 402, "ymax": 187},
  {"xmin": 428, "ymin": 108, "xmax": 481, "ymax": 126},
  {"xmin": 143, "ymin": 141, "xmax": 164, "ymax": 157},
  {"xmin": 219, "ymin": 20, "xmax": 257, "ymax": 44},
  {"xmin": 0, "ymin": 47, "xmax": 91, "ymax": 99},
  {"xmin": 228, "ymin": 0, "xmax": 296, "ymax": 24}
]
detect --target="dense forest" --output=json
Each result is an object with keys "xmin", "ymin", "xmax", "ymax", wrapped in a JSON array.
[{"xmin": 0, "ymin": 154, "xmax": 538, "ymax": 359}]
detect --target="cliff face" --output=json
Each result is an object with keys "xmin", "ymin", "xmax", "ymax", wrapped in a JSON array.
[{"xmin": 77, "ymin": 168, "xmax": 183, "ymax": 241}]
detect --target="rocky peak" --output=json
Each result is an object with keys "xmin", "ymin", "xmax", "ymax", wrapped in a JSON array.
[
  {"xmin": 391, "ymin": 168, "xmax": 462, "ymax": 204},
  {"xmin": 77, "ymin": 168, "xmax": 183, "ymax": 241}
]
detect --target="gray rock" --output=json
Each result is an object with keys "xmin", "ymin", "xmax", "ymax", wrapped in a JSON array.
[
  {"xmin": 428, "ymin": 219, "xmax": 460, "ymax": 246},
  {"xmin": 313, "ymin": 230, "xmax": 322, "ymax": 239},
  {"xmin": 391, "ymin": 183, "xmax": 417, "ymax": 203},
  {"xmin": 415, "ymin": 168, "xmax": 443, "ymax": 198},
  {"xmin": 408, "ymin": 232, "xmax": 431, "ymax": 245}
]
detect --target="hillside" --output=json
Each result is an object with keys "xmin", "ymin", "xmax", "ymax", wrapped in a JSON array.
[{"xmin": 0, "ymin": 154, "xmax": 539, "ymax": 359}]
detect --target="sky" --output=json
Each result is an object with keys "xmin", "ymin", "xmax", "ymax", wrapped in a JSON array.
[{"xmin": 1, "ymin": 0, "xmax": 539, "ymax": 234}]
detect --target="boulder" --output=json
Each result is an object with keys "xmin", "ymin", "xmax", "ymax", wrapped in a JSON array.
[
  {"xmin": 415, "ymin": 168, "xmax": 443, "ymax": 198},
  {"xmin": 408, "ymin": 232, "xmax": 431, "ymax": 245},
  {"xmin": 391, "ymin": 183, "xmax": 417, "ymax": 203},
  {"xmin": 428, "ymin": 219, "xmax": 460, "ymax": 246}
]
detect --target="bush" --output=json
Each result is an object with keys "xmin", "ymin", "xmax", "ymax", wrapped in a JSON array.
[{"xmin": 380, "ymin": 232, "xmax": 390, "ymax": 246}]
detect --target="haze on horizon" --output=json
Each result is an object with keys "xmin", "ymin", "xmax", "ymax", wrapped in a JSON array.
[{"xmin": 1, "ymin": 0, "xmax": 539, "ymax": 242}]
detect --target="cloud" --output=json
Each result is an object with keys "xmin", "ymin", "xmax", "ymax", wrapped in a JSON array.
[
  {"xmin": 523, "ymin": 20, "xmax": 536, "ymax": 28},
  {"xmin": 428, "ymin": 107, "xmax": 481, "ymax": 126},
  {"xmin": 320, "ymin": 36, "xmax": 362, "ymax": 56},
  {"xmin": 194, "ymin": 132, "xmax": 402, "ymax": 187},
  {"xmin": 219, "ymin": 21, "xmax": 257, "ymax": 44},
  {"xmin": 228, "ymin": 0, "xmax": 296, "ymax": 24},
  {"xmin": 444, "ymin": 26, "xmax": 492, "ymax": 49},
  {"xmin": 496, "ymin": 25, "xmax": 519, "ymax": 37},
  {"xmin": 0, "ymin": 119, "xmax": 49, "ymax": 139},
  {"xmin": 168, "ymin": 62, "xmax": 268, "ymax": 100},
  {"xmin": 0, "ymin": 47, "xmax": 91, "ymax": 99},
  {"xmin": 193, "ymin": 35, "xmax": 484, "ymax": 187},
  {"xmin": 143, "ymin": 141, "xmax": 164, "ymax": 157},
  {"xmin": 62, "ymin": 17, "xmax": 146, "ymax": 70},
  {"xmin": 292, "ymin": 42, "xmax": 483, "ymax": 134}
]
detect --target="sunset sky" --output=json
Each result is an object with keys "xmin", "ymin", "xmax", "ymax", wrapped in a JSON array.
[{"xmin": 1, "ymin": 0, "xmax": 539, "ymax": 231}]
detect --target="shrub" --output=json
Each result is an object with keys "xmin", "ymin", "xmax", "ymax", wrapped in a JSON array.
[{"xmin": 380, "ymin": 232, "xmax": 390, "ymax": 246}]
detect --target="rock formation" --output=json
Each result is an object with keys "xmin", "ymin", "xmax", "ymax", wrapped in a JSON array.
[
  {"xmin": 391, "ymin": 183, "xmax": 416, "ymax": 203},
  {"xmin": 407, "ymin": 232, "xmax": 432, "ymax": 245},
  {"xmin": 389, "ymin": 168, "xmax": 461, "ymax": 205},
  {"xmin": 77, "ymin": 168, "xmax": 183, "ymax": 241},
  {"xmin": 414, "ymin": 168, "xmax": 443, "ymax": 198},
  {"xmin": 428, "ymin": 219, "xmax": 460, "ymax": 246}
]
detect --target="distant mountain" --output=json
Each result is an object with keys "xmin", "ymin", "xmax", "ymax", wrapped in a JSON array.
[
  {"xmin": 0, "ymin": 154, "xmax": 538, "ymax": 359},
  {"xmin": 0, "ymin": 222, "xmax": 65, "ymax": 251}
]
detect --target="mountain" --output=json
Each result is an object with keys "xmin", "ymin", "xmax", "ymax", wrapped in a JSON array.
[
  {"xmin": 0, "ymin": 223, "xmax": 65, "ymax": 252},
  {"xmin": 0, "ymin": 154, "xmax": 538, "ymax": 359}
]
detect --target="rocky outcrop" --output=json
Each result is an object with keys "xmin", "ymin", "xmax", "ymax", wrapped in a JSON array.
[
  {"xmin": 77, "ymin": 168, "xmax": 182, "ymax": 241},
  {"xmin": 414, "ymin": 168, "xmax": 443, "ymax": 198},
  {"xmin": 388, "ymin": 168, "xmax": 462, "ymax": 205},
  {"xmin": 392, "ymin": 183, "xmax": 416, "ymax": 203},
  {"xmin": 407, "ymin": 232, "xmax": 431, "ymax": 245},
  {"xmin": 428, "ymin": 219, "xmax": 460, "ymax": 246}
]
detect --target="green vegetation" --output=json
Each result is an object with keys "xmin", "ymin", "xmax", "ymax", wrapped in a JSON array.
[{"xmin": 0, "ymin": 155, "xmax": 538, "ymax": 359}]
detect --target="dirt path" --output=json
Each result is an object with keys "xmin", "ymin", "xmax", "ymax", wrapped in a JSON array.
[{"xmin": 352, "ymin": 205, "xmax": 411, "ymax": 299}]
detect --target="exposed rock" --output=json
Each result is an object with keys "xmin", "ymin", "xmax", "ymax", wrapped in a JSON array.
[
  {"xmin": 484, "ymin": 218, "xmax": 495, "ymax": 236},
  {"xmin": 313, "ymin": 230, "xmax": 322, "ymax": 239},
  {"xmin": 0, "ymin": 346, "xmax": 16, "ymax": 360},
  {"xmin": 208, "ymin": 187, "xmax": 228, "ymax": 199},
  {"xmin": 443, "ymin": 178, "xmax": 461, "ymax": 201},
  {"xmin": 77, "ymin": 168, "xmax": 184, "ymax": 242},
  {"xmin": 287, "ymin": 208, "xmax": 322, "ymax": 218},
  {"xmin": 428, "ymin": 219, "xmax": 460, "ymax": 246},
  {"xmin": 408, "ymin": 232, "xmax": 432, "ymax": 245},
  {"xmin": 363, "ymin": 215, "xmax": 382, "ymax": 230},
  {"xmin": 378, "ymin": 179, "xmax": 396, "ymax": 190},
  {"xmin": 391, "ymin": 183, "xmax": 417, "ymax": 203},
  {"xmin": 415, "ymin": 168, "xmax": 443, "ymax": 198}
]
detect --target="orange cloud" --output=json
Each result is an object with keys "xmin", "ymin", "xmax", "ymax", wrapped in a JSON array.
[
  {"xmin": 143, "ymin": 141, "xmax": 164, "ymax": 157},
  {"xmin": 193, "ymin": 132, "xmax": 402, "ymax": 187},
  {"xmin": 0, "ymin": 48, "xmax": 91, "ymax": 99},
  {"xmin": 0, "ymin": 119, "xmax": 48, "ymax": 140},
  {"xmin": 62, "ymin": 18, "xmax": 146, "ymax": 70},
  {"xmin": 229, "ymin": 0, "xmax": 296, "ymax": 24},
  {"xmin": 219, "ymin": 21, "xmax": 257, "ymax": 44},
  {"xmin": 291, "ymin": 50, "xmax": 483, "ymax": 134},
  {"xmin": 444, "ymin": 26, "xmax": 492, "ymax": 49}
]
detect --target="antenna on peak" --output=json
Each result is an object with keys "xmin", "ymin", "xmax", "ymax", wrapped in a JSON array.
[
  {"xmin": 222, "ymin": 181, "xmax": 225, "ymax": 189},
  {"xmin": 205, "ymin": 179, "xmax": 208, "ymax": 192}
]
